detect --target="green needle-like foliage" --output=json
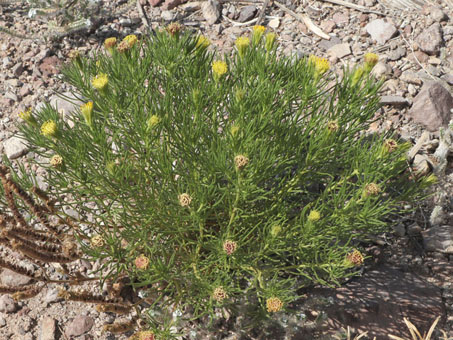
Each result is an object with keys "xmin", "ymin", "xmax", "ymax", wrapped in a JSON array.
[{"xmin": 14, "ymin": 26, "xmax": 434, "ymax": 330}]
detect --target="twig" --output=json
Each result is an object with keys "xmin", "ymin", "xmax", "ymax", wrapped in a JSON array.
[
  {"xmin": 222, "ymin": 14, "xmax": 279, "ymax": 27},
  {"xmin": 274, "ymin": 0, "xmax": 330, "ymax": 40},
  {"xmin": 136, "ymin": 0, "xmax": 150, "ymax": 28},
  {"xmin": 400, "ymin": 31, "xmax": 437, "ymax": 81},
  {"xmin": 317, "ymin": 0, "xmax": 386, "ymax": 15},
  {"xmin": 256, "ymin": 0, "xmax": 270, "ymax": 26},
  {"xmin": 407, "ymin": 130, "xmax": 429, "ymax": 161}
]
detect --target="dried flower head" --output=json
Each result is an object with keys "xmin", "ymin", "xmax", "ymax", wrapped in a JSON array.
[
  {"xmin": 308, "ymin": 210, "xmax": 321, "ymax": 222},
  {"xmin": 364, "ymin": 52, "xmax": 379, "ymax": 70},
  {"xmin": 50, "ymin": 155, "xmax": 63, "ymax": 168},
  {"xmin": 346, "ymin": 249, "xmax": 364, "ymax": 266},
  {"xmin": 235, "ymin": 36, "xmax": 250, "ymax": 58},
  {"xmin": 178, "ymin": 193, "xmax": 192, "ymax": 207},
  {"xmin": 196, "ymin": 35, "xmax": 210, "ymax": 49},
  {"xmin": 117, "ymin": 40, "xmax": 131, "ymax": 53},
  {"xmin": 223, "ymin": 240, "xmax": 237, "ymax": 255},
  {"xmin": 383, "ymin": 138, "xmax": 397, "ymax": 153},
  {"xmin": 266, "ymin": 297, "xmax": 283, "ymax": 313},
  {"xmin": 137, "ymin": 331, "xmax": 155, "ymax": 340},
  {"xmin": 234, "ymin": 155, "xmax": 249, "ymax": 170},
  {"xmin": 327, "ymin": 120, "xmax": 339, "ymax": 132},
  {"xmin": 18, "ymin": 108, "xmax": 37, "ymax": 126},
  {"xmin": 166, "ymin": 23, "xmax": 183, "ymax": 36},
  {"xmin": 90, "ymin": 235, "xmax": 105, "ymax": 248},
  {"xmin": 212, "ymin": 60, "xmax": 228, "ymax": 81},
  {"xmin": 147, "ymin": 115, "xmax": 160, "ymax": 129},
  {"xmin": 212, "ymin": 286, "xmax": 227, "ymax": 302},
  {"xmin": 40, "ymin": 120, "xmax": 58, "ymax": 138},
  {"xmin": 309, "ymin": 55, "xmax": 330, "ymax": 76},
  {"xmin": 135, "ymin": 254, "xmax": 150, "ymax": 270},
  {"xmin": 265, "ymin": 32, "xmax": 277, "ymax": 51},
  {"xmin": 80, "ymin": 101, "xmax": 93, "ymax": 127},
  {"xmin": 104, "ymin": 37, "xmax": 117, "ymax": 51},
  {"xmin": 91, "ymin": 73, "xmax": 108, "ymax": 91},
  {"xmin": 364, "ymin": 183, "xmax": 380, "ymax": 196}
]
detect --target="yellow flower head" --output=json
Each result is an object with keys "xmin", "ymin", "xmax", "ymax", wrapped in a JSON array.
[
  {"xmin": 223, "ymin": 240, "xmax": 237, "ymax": 255},
  {"xmin": 309, "ymin": 55, "xmax": 330, "ymax": 77},
  {"xmin": 40, "ymin": 120, "xmax": 58, "ymax": 138},
  {"xmin": 178, "ymin": 193, "xmax": 192, "ymax": 207},
  {"xmin": 196, "ymin": 35, "xmax": 210, "ymax": 49},
  {"xmin": 91, "ymin": 73, "xmax": 108, "ymax": 91},
  {"xmin": 364, "ymin": 183, "xmax": 380, "ymax": 197},
  {"xmin": 327, "ymin": 120, "xmax": 339, "ymax": 132},
  {"xmin": 90, "ymin": 235, "xmax": 105, "ymax": 248},
  {"xmin": 270, "ymin": 225, "xmax": 282, "ymax": 237},
  {"xmin": 68, "ymin": 49, "xmax": 80, "ymax": 60},
  {"xmin": 18, "ymin": 108, "xmax": 37, "ymax": 126},
  {"xmin": 308, "ymin": 210, "xmax": 321, "ymax": 222},
  {"xmin": 212, "ymin": 286, "xmax": 227, "ymax": 302},
  {"xmin": 135, "ymin": 254, "xmax": 150, "ymax": 270},
  {"xmin": 364, "ymin": 53, "xmax": 379, "ymax": 71},
  {"xmin": 265, "ymin": 33, "xmax": 277, "ymax": 51},
  {"xmin": 212, "ymin": 60, "xmax": 228, "ymax": 81},
  {"xmin": 104, "ymin": 37, "xmax": 117, "ymax": 52},
  {"xmin": 383, "ymin": 138, "xmax": 397, "ymax": 153},
  {"xmin": 235, "ymin": 36, "xmax": 250, "ymax": 58},
  {"xmin": 147, "ymin": 115, "xmax": 160, "ymax": 129},
  {"xmin": 234, "ymin": 155, "xmax": 249, "ymax": 170},
  {"xmin": 252, "ymin": 25, "xmax": 266, "ymax": 45},
  {"xmin": 351, "ymin": 66, "xmax": 365, "ymax": 86},
  {"xmin": 346, "ymin": 249, "xmax": 364, "ymax": 266},
  {"xmin": 266, "ymin": 297, "xmax": 283, "ymax": 313},
  {"xmin": 50, "ymin": 154, "xmax": 63, "ymax": 168},
  {"xmin": 80, "ymin": 101, "xmax": 93, "ymax": 127},
  {"xmin": 123, "ymin": 34, "xmax": 138, "ymax": 48},
  {"xmin": 230, "ymin": 124, "xmax": 240, "ymax": 137}
]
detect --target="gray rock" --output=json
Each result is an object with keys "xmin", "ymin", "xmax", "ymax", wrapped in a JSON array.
[
  {"xmin": 327, "ymin": 43, "xmax": 351, "ymax": 58},
  {"xmin": 3, "ymin": 136, "xmax": 29, "ymax": 159},
  {"xmin": 49, "ymin": 92, "xmax": 84, "ymax": 128},
  {"xmin": 201, "ymin": 0, "xmax": 221, "ymax": 25},
  {"xmin": 0, "ymin": 295, "xmax": 18, "ymax": 313},
  {"xmin": 5, "ymin": 91, "xmax": 18, "ymax": 102},
  {"xmin": 429, "ymin": 6, "xmax": 448, "ymax": 22},
  {"xmin": 380, "ymin": 95, "xmax": 409, "ymax": 107},
  {"xmin": 365, "ymin": 19, "xmax": 398, "ymax": 44},
  {"xmin": 371, "ymin": 61, "xmax": 391, "ymax": 79},
  {"xmin": 44, "ymin": 287, "xmax": 62, "ymax": 305},
  {"xmin": 401, "ymin": 70, "xmax": 423, "ymax": 85},
  {"xmin": 0, "ymin": 269, "xmax": 32, "ymax": 286},
  {"xmin": 422, "ymin": 225, "xmax": 453, "ymax": 253},
  {"xmin": 408, "ymin": 81, "xmax": 453, "ymax": 131},
  {"xmin": 161, "ymin": 10, "xmax": 174, "ymax": 21},
  {"xmin": 388, "ymin": 46, "xmax": 406, "ymax": 61},
  {"xmin": 441, "ymin": 74, "xmax": 453, "ymax": 85},
  {"xmin": 319, "ymin": 36, "xmax": 341, "ymax": 50},
  {"xmin": 2, "ymin": 57, "xmax": 12, "ymax": 68},
  {"xmin": 65, "ymin": 315, "xmax": 94, "ymax": 337},
  {"xmin": 0, "ymin": 316, "xmax": 5, "ymax": 327},
  {"xmin": 416, "ymin": 23, "xmax": 444, "ymax": 56},
  {"xmin": 12, "ymin": 62, "xmax": 24, "ymax": 77},
  {"xmin": 39, "ymin": 317, "xmax": 57, "ymax": 340},
  {"xmin": 238, "ymin": 5, "xmax": 257, "ymax": 22}
]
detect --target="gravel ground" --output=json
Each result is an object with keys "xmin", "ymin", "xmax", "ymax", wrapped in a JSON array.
[{"xmin": 1, "ymin": 0, "xmax": 453, "ymax": 339}]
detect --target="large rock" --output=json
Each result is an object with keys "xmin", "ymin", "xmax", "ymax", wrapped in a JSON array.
[
  {"xmin": 408, "ymin": 82, "xmax": 453, "ymax": 131},
  {"xmin": 65, "ymin": 315, "xmax": 94, "ymax": 337},
  {"xmin": 0, "ymin": 295, "xmax": 18, "ymax": 313},
  {"xmin": 365, "ymin": 19, "xmax": 398, "ymax": 44},
  {"xmin": 237, "ymin": 5, "xmax": 257, "ymax": 22},
  {"xmin": 327, "ymin": 43, "xmax": 351, "ymax": 59},
  {"xmin": 3, "ymin": 135, "xmax": 29, "ymax": 159},
  {"xmin": 0, "ymin": 269, "xmax": 32, "ymax": 286},
  {"xmin": 48, "ymin": 91, "xmax": 84, "ymax": 128},
  {"xmin": 39, "ymin": 317, "xmax": 57, "ymax": 340},
  {"xmin": 308, "ymin": 265, "xmax": 444, "ymax": 340},
  {"xmin": 416, "ymin": 23, "xmax": 444, "ymax": 55},
  {"xmin": 202, "ymin": 0, "xmax": 221, "ymax": 25},
  {"xmin": 422, "ymin": 225, "xmax": 453, "ymax": 253}
]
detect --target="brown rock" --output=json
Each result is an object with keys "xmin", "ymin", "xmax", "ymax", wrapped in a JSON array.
[
  {"xmin": 40, "ymin": 317, "xmax": 57, "ymax": 340},
  {"xmin": 149, "ymin": 0, "xmax": 162, "ymax": 6},
  {"xmin": 65, "ymin": 315, "xmax": 94, "ymax": 337},
  {"xmin": 162, "ymin": 0, "xmax": 184, "ymax": 10},
  {"xmin": 408, "ymin": 82, "xmax": 453, "ymax": 131},
  {"xmin": 38, "ymin": 56, "xmax": 62, "ymax": 77},
  {"xmin": 416, "ymin": 23, "xmax": 444, "ymax": 55},
  {"xmin": 0, "ymin": 268, "xmax": 32, "ymax": 286}
]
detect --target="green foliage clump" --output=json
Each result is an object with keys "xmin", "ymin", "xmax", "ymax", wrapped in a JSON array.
[{"xmin": 16, "ymin": 26, "xmax": 432, "ymax": 327}]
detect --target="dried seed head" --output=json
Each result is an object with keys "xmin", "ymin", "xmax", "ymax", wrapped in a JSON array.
[
  {"xmin": 364, "ymin": 183, "xmax": 380, "ymax": 196},
  {"xmin": 327, "ymin": 120, "xmax": 339, "ymax": 132},
  {"xmin": 383, "ymin": 139, "xmax": 397, "ymax": 153},
  {"xmin": 134, "ymin": 254, "xmax": 150, "ymax": 270},
  {"xmin": 104, "ymin": 37, "xmax": 117, "ymax": 50},
  {"xmin": 234, "ymin": 155, "xmax": 249, "ymax": 170},
  {"xmin": 166, "ymin": 23, "xmax": 183, "ymax": 36},
  {"xmin": 212, "ymin": 286, "xmax": 227, "ymax": 302},
  {"xmin": 223, "ymin": 240, "xmax": 237, "ymax": 255},
  {"xmin": 346, "ymin": 249, "xmax": 364, "ymax": 266},
  {"xmin": 178, "ymin": 193, "xmax": 192, "ymax": 207},
  {"xmin": 266, "ymin": 297, "xmax": 283, "ymax": 313},
  {"xmin": 50, "ymin": 155, "xmax": 63, "ymax": 168},
  {"xmin": 90, "ymin": 235, "xmax": 105, "ymax": 248}
]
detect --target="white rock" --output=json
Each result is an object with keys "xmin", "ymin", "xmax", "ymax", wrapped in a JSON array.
[
  {"xmin": 3, "ymin": 135, "xmax": 29, "ymax": 159},
  {"xmin": 365, "ymin": 19, "xmax": 398, "ymax": 44},
  {"xmin": 268, "ymin": 18, "xmax": 280, "ymax": 29}
]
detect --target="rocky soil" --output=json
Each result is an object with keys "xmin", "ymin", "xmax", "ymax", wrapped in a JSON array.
[{"xmin": 1, "ymin": 0, "xmax": 453, "ymax": 339}]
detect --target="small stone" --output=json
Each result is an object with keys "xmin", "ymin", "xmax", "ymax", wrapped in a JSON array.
[
  {"xmin": 12, "ymin": 62, "xmax": 24, "ymax": 77},
  {"xmin": 0, "ymin": 269, "xmax": 32, "ymax": 286},
  {"xmin": 320, "ymin": 20, "xmax": 336, "ymax": 33},
  {"xmin": 332, "ymin": 12, "xmax": 349, "ymax": 26},
  {"xmin": 19, "ymin": 85, "xmax": 32, "ymax": 97},
  {"xmin": 238, "ymin": 5, "xmax": 257, "ymax": 23},
  {"xmin": 2, "ymin": 56, "xmax": 12, "ymax": 68},
  {"xmin": 3, "ymin": 136, "xmax": 29, "ymax": 159},
  {"xmin": 392, "ymin": 224, "xmax": 406, "ymax": 237},
  {"xmin": 401, "ymin": 71, "xmax": 423, "ymax": 85},
  {"xmin": 0, "ymin": 316, "xmax": 5, "ymax": 327},
  {"xmin": 49, "ymin": 92, "xmax": 84, "ymax": 126},
  {"xmin": 40, "ymin": 317, "xmax": 57, "ymax": 340},
  {"xmin": 407, "ymin": 84, "xmax": 418, "ymax": 96},
  {"xmin": 407, "ymin": 224, "xmax": 422, "ymax": 235},
  {"xmin": 380, "ymin": 95, "xmax": 409, "ymax": 107},
  {"xmin": 5, "ymin": 91, "xmax": 18, "ymax": 102},
  {"xmin": 408, "ymin": 81, "xmax": 453, "ymax": 131},
  {"xmin": 201, "ymin": 0, "xmax": 221, "ymax": 25},
  {"xmin": 65, "ymin": 315, "xmax": 95, "ymax": 337},
  {"xmin": 422, "ymin": 225, "xmax": 453, "ymax": 253},
  {"xmin": 388, "ymin": 46, "xmax": 406, "ymax": 61},
  {"xmin": 162, "ymin": 0, "xmax": 184, "ymax": 10},
  {"xmin": 161, "ymin": 10, "xmax": 174, "ymax": 21},
  {"xmin": 38, "ymin": 56, "xmax": 61, "ymax": 77},
  {"xmin": 44, "ymin": 287, "xmax": 62, "ymax": 305},
  {"xmin": 365, "ymin": 19, "xmax": 398, "ymax": 44},
  {"xmin": 268, "ymin": 18, "xmax": 280, "ymax": 29},
  {"xmin": 416, "ymin": 23, "xmax": 444, "ymax": 56},
  {"xmin": 429, "ymin": 6, "xmax": 448, "ymax": 22},
  {"xmin": 371, "ymin": 61, "xmax": 391, "ymax": 79},
  {"xmin": 0, "ymin": 295, "xmax": 18, "ymax": 313},
  {"xmin": 441, "ymin": 74, "xmax": 453, "ymax": 85},
  {"xmin": 149, "ymin": 0, "xmax": 162, "ymax": 6},
  {"xmin": 319, "ymin": 36, "xmax": 341, "ymax": 51},
  {"xmin": 412, "ymin": 154, "xmax": 431, "ymax": 176},
  {"xmin": 327, "ymin": 43, "xmax": 351, "ymax": 59}
]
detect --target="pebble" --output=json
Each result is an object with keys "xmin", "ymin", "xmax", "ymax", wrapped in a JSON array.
[
  {"xmin": 3, "ymin": 135, "xmax": 29, "ymax": 160},
  {"xmin": 0, "ymin": 295, "xmax": 18, "ymax": 313},
  {"xmin": 365, "ymin": 19, "xmax": 398, "ymax": 44},
  {"xmin": 327, "ymin": 43, "xmax": 351, "ymax": 59},
  {"xmin": 40, "ymin": 316, "xmax": 57, "ymax": 340},
  {"xmin": 416, "ymin": 23, "xmax": 444, "ymax": 56},
  {"xmin": 65, "ymin": 315, "xmax": 95, "ymax": 337},
  {"xmin": 238, "ymin": 5, "xmax": 257, "ymax": 23},
  {"xmin": 0, "ymin": 269, "xmax": 32, "ymax": 286},
  {"xmin": 161, "ymin": 10, "xmax": 174, "ymax": 21}
]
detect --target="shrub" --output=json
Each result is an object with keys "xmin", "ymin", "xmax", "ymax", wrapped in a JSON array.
[{"xmin": 13, "ymin": 26, "xmax": 433, "ymax": 333}]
